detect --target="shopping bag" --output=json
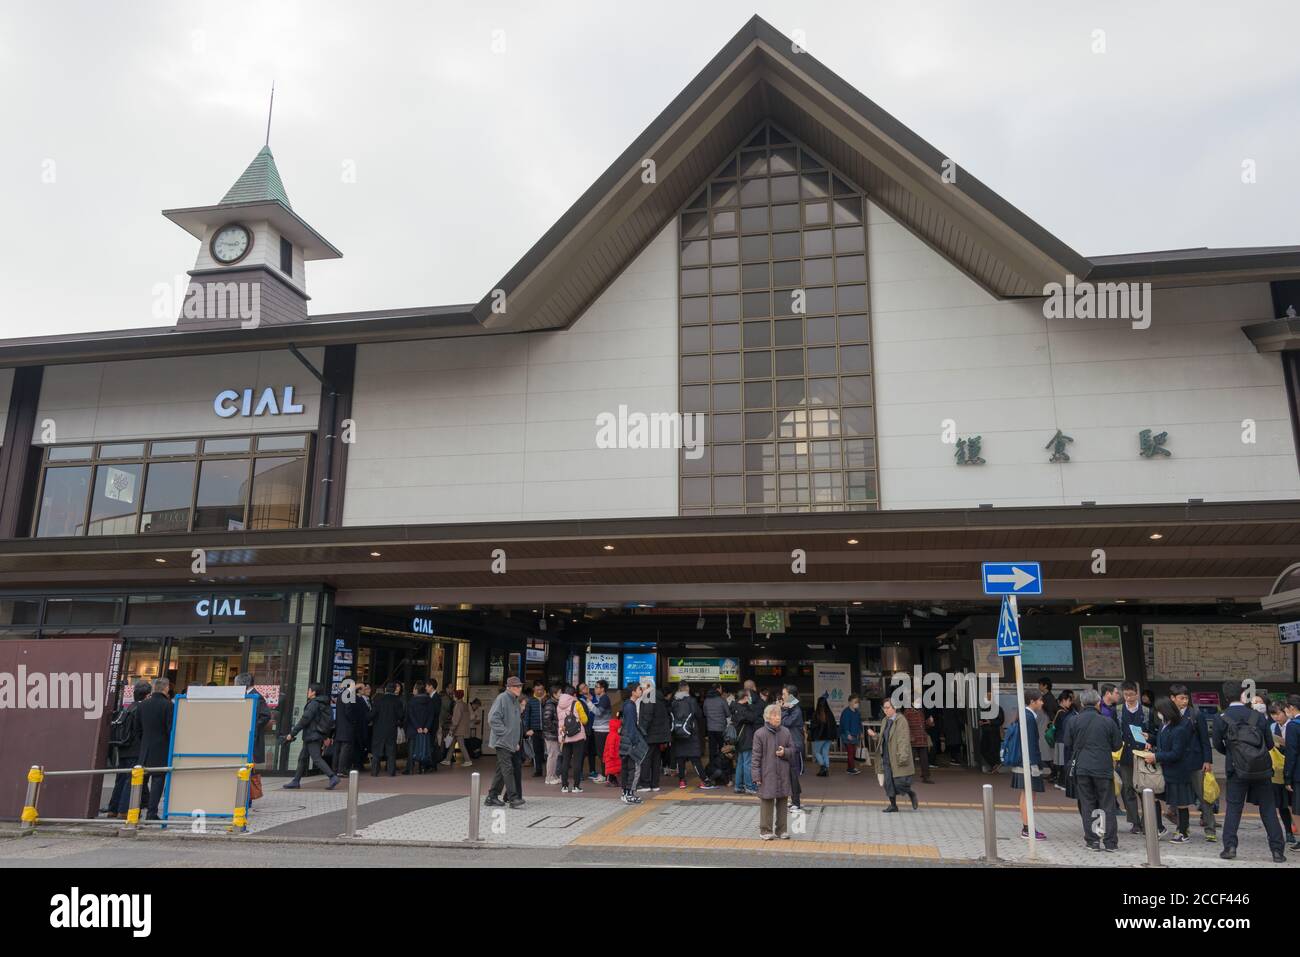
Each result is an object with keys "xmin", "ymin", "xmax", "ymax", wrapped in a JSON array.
[
  {"xmin": 249, "ymin": 772, "xmax": 263, "ymax": 800},
  {"xmin": 1133, "ymin": 754, "xmax": 1165, "ymax": 795},
  {"xmin": 1202, "ymin": 770, "xmax": 1220, "ymax": 804}
]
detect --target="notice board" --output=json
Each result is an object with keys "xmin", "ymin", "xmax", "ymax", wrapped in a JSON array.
[
  {"xmin": 1142, "ymin": 622, "xmax": 1294, "ymax": 683},
  {"xmin": 162, "ymin": 688, "xmax": 256, "ymax": 821},
  {"xmin": 1079, "ymin": 625, "xmax": 1125, "ymax": 680}
]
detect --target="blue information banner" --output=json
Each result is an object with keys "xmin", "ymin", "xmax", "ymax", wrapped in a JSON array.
[{"xmin": 622, "ymin": 652, "xmax": 657, "ymax": 689}]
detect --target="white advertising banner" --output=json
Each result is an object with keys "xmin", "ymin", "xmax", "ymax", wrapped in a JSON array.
[
  {"xmin": 584, "ymin": 653, "xmax": 619, "ymax": 688},
  {"xmin": 813, "ymin": 662, "xmax": 853, "ymax": 721}
]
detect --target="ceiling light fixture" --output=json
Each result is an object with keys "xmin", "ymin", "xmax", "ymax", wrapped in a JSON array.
[
  {"xmin": 603, "ymin": 544, "xmax": 615, "ymax": 551},
  {"xmin": 154, "ymin": 558, "xmax": 167, "ymax": 564},
  {"xmin": 1148, "ymin": 533, "xmax": 1163, "ymax": 540},
  {"xmin": 369, "ymin": 551, "xmax": 382, "ymax": 557},
  {"xmin": 847, "ymin": 538, "xmax": 859, "ymax": 545}
]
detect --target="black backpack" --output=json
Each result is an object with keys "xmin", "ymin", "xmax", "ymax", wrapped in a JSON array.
[
  {"xmin": 563, "ymin": 708, "xmax": 582, "ymax": 738},
  {"xmin": 1221, "ymin": 710, "xmax": 1271, "ymax": 782},
  {"xmin": 671, "ymin": 702, "xmax": 696, "ymax": 740},
  {"xmin": 312, "ymin": 700, "xmax": 336, "ymax": 737},
  {"xmin": 109, "ymin": 704, "xmax": 138, "ymax": 749}
]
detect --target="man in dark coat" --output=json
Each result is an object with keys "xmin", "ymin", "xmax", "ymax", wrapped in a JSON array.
[
  {"xmin": 637, "ymin": 682, "xmax": 671, "ymax": 791},
  {"xmin": 354, "ymin": 683, "xmax": 373, "ymax": 770},
  {"xmin": 332, "ymin": 679, "xmax": 359, "ymax": 775},
  {"xmin": 135, "ymin": 678, "xmax": 174, "ymax": 820},
  {"xmin": 1070, "ymin": 689, "xmax": 1123, "ymax": 851},
  {"xmin": 404, "ymin": 682, "xmax": 438, "ymax": 774},
  {"xmin": 105, "ymin": 681, "xmax": 151, "ymax": 817},
  {"xmin": 1213, "ymin": 679, "xmax": 1285, "ymax": 862},
  {"xmin": 283, "ymin": 683, "xmax": 339, "ymax": 789},
  {"xmin": 730, "ymin": 690, "xmax": 759, "ymax": 794},
  {"xmin": 369, "ymin": 682, "xmax": 405, "ymax": 777},
  {"xmin": 670, "ymin": 684, "xmax": 709, "ymax": 788}
]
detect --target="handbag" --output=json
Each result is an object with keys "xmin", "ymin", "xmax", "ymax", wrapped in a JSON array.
[
  {"xmin": 396, "ymin": 726, "xmax": 407, "ymax": 746},
  {"xmin": 249, "ymin": 772, "xmax": 263, "ymax": 800},
  {"xmin": 1133, "ymin": 752, "xmax": 1165, "ymax": 795}
]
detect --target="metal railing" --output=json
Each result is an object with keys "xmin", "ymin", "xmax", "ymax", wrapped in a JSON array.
[{"xmin": 19, "ymin": 763, "xmax": 256, "ymax": 833}]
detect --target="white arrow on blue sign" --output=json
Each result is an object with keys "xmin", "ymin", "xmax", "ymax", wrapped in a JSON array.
[
  {"xmin": 981, "ymin": 561, "xmax": 1043, "ymax": 595},
  {"xmin": 996, "ymin": 596, "xmax": 1022, "ymax": 657}
]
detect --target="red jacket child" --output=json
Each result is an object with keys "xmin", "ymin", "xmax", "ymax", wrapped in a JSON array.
[{"xmin": 603, "ymin": 716, "xmax": 622, "ymax": 780}]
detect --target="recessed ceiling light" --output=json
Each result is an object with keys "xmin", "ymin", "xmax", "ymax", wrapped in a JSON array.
[
  {"xmin": 370, "ymin": 551, "xmax": 382, "ymax": 557},
  {"xmin": 847, "ymin": 538, "xmax": 859, "ymax": 545},
  {"xmin": 154, "ymin": 558, "xmax": 167, "ymax": 564},
  {"xmin": 1148, "ymin": 533, "xmax": 1163, "ymax": 540},
  {"xmin": 603, "ymin": 544, "xmax": 615, "ymax": 551},
  {"xmin": 852, "ymin": 600, "xmax": 863, "ymax": 606},
  {"xmin": 1115, "ymin": 599, "xmax": 1127, "ymax": 604}
]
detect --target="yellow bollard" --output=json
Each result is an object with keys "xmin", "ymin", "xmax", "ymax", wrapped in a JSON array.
[
  {"xmin": 20, "ymin": 766, "xmax": 43, "ymax": 831},
  {"xmin": 231, "ymin": 764, "xmax": 251, "ymax": 832},
  {"xmin": 124, "ymin": 766, "xmax": 145, "ymax": 829}
]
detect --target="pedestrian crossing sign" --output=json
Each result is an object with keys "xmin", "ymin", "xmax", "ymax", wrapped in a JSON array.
[{"xmin": 996, "ymin": 595, "xmax": 1022, "ymax": 657}]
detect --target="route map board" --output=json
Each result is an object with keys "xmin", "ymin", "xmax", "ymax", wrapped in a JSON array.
[
  {"xmin": 1079, "ymin": 625, "xmax": 1125, "ymax": 680},
  {"xmin": 1141, "ymin": 622, "xmax": 1295, "ymax": 683}
]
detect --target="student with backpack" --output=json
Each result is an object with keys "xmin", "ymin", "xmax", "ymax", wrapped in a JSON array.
[
  {"xmin": 103, "ymin": 681, "xmax": 151, "ymax": 818},
  {"xmin": 1212, "ymin": 678, "xmax": 1286, "ymax": 862},
  {"xmin": 283, "ymin": 683, "xmax": 340, "ymax": 790},
  {"xmin": 556, "ymin": 686, "xmax": 587, "ymax": 793},
  {"xmin": 670, "ymin": 683, "xmax": 712, "ymax": 788},
  {"xmin": 1004, "ymin": 689, "xmax": 1046, "ymax": 840},
  {"xmin": 1115, "ymin": 681, "xmax": 1160, "ymax": 835}
]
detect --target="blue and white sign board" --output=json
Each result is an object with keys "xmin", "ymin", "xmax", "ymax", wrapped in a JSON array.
[
  {"xmin": 996, "ymin": 596, "xmax": 1022, "ymax": 657},
  {"xmin": 981, "ymin": 562, "xmax": 1043, "ymax": 596}
]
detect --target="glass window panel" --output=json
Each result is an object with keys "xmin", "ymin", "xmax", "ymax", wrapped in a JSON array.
[
  {"xmin": 801, "ymin": 152, "xmax": 824, "ymax": 171},
  {"xmin": 711, "ymin": 210, "xmax": 737, "ymax": 234},
  {"xmin": 714, "ymin": 382, "xmax": 742, "ymax": 411},
  {"xmin": 744, "ymin": 411, "xmax": 774, "ymax": 440},
  {"xmin": 804, "ymin": 201, "xmax": 829, "ymax": 226},
  {"xmin": 778, "ymin": 409, "xmax": 807, "ymax": 438},
  {"xmin": 681, "ymin": 240, "xmax": 709, "ymax": 266},
  {"xmin": 744, "ymin": 381, "xmax": 772, "ymax": 408},
  {"xmin": 743, "ymin": 350, "xmax": 772, "ymax": 378},
  {"xmin": 257, "ymin": 434, "xmax": 308, "ymax": 452},
  {"xmin": 772, "ymin": 232, "xmax": 800, "ymax": 259},
  {"xmin": 713, "ymin": 414, "xmax": 742, "ymax": 442},
  {"xmin": 806, "ymin": 315, "xmax": 836, "ymax": 344},
  {"xmin": 779, "ymin": 441, "xmax": 808, "ymax": 470},
  {"xmin": 834, "ymin": 226, "xmax": 865, "ymax": 253},
  {"xmin": 804, "ymin": 229, "xmax": 833, "ymax": 256},
  {"xmin": 769, "ymin": 176, "xmax": 798, "ymax": 203},
  {"xmin": 711, "ymin": 265, "xmax": 739, "ymax": 292},
  {"xmin": 139, "ymin": 460, "xmax": 195, "ymax": 533},
  {"xmin": 687, "ymin": 189, "xmax": 707, "ymax": 209},
  {"xmin": 741, "ymin": 235, "xmax": 769, "ymax": 262},
  {"xmin": 774, "ymin": 289, "xmax": 799, "ymax": 317},
  {"xmin": 811, "ymin": 407, "xmax": 840, "ymax": 436},
  {"xmin": 771, "ymin": 204, "xmax": 800, "ymax": 231},
  {"xmin": 36, "ymin": 466, "xmax": 91, "ymax": 536},
  {"xmin": 774, "ymin": 318, "xmax": 803, "ymax": 346},
  {"xmin": 773, "ymin": 260, "xmax": 801, "ymax": 286},
  {"xmin": 846, "ymin": 470, "xmax": 878, "ymax": 501},
  {"xmin": 806, "ymin": 287, "xmax": 835, "ymax": 315},
  {"xmin": 48, "ymin": 445, "xmax": 94, "ymax": 462},
  {"xmin": 745, "ymin": 473, "xmax": 777, "ymax": 504},
  {"xmin": 840, "ymin": 344, "xmax": 871, "ymax": 373},
  {"xmin": 832, "ymin": 175, "xmax": 854, "ymax": 195},
  {"xmin": 711, "ymin": 352, "xmax": 740, "ymax": 380},
  {"xmin": 839, "ymin": 314, "xmax": 869, "ymax": 341},
  {"xmin": 99, "ymin": 443, "xmax": 145, "ymax": 459},
  {"xmin": 193, "ymin": 458, "xmax": 250, "ymax": 531},
  {"xmin": 844, "ymin": 438, "xmax": 876, "ymax": 468},
  {"xmin": 801, "ymin": 171, "xmax": 830, "ymax": 198},
  {"xmin": 681, "ymin": 297, "xmax": 708, "ymax": 324},
  {"xmin": 741, "ymin": 262, "xmax": 770, "ymax": 289},
  {"xmin": 742, "ymin": 291, "xmax": 771, "ymax": 319},
  {"xmin": 150, "ymin": 440, "xmax": 198, "ymax": 457},
  {"xmin": 774, "ymin": 349, "xmax": 804, "ymax": 376},
  {"xmin": 682, "ymin": 355, "xmax": 710, "ymax": 383},
  {"xmin": 811, "ymin": 440, "xmax": 841, "ymax": 469},
  {"xmin": 776, "ymin": 379, "xmax": 805, "ymax": 407},
  {"xmin": 711, "ymin": 294, "xmax": 740, "ymax": 323},
  {"xmin": 812, "ymin": 471, "xmax": 843, "ymax": 503},
  {"xmin": 804, "ymin": 258, "xmax": 833, "ymax": 285},
  {"xmin": 681, "ymin": 326, "xmax": 709, "ymax": 353},
  {"xmin": 779, "ymin": 473, "xmax": 810, "ymax": 502},
  {"xmin": 710, "ymin": 182, "xmax": 738, "ymax": 207},
  {"xmin": 682, "ymin": 446, "xmax": 710, "ymax": 475},
  {"xmin": 713, "ymin": 476, "xmax": 742, "ymax": 504},
  {"xmin": 839, "ymin": 285, "xmax": 868, "ymax": 312},
  {"xmin": 743, "ymin": 321, "xmax": 771, "ymax": 347},
  {"xmin": 682, "ymin": 477, "xmax": 711, "ymax": 506},
  {"xmin": 710, "ymin": 237, "xmax": 739, "ymax": 262},
  {"xmin": 842, "ymin": 406, "xmax": 875, "ymax": 435},
  {"xmin": 807, "ymin": 347, "xmax": 837, "ymax": 374},
  {"xmin": 770, "ymin": 147, "xmax": 797, "ymax": 173},
  {"xmin": 681, "ymin": 385, "xmax": 709, "ymax": 412},
  {"xmin": 248, "ymin": 456, "xmax": 304, "ymax": 531},
  {"xmin": 739, "ymin": 150, "xmax": 767, "ymax": 177},
  {"xmin": 836, "ymin": 255, "xmax": 867, "ymax": 283},
  {"xmin": 717, "ymin": 157, "xmax": 737, "ymax": 178},
  {"xmin": 203, "ymin": 437, "xmax": 251, "ymax": 454},
  {"xmin": 681, "ymin": 211, "xmax": 708, "ymax": 238},
  {"xmin": 745, "ymin": 443, "xmax": 775, "ymax": 471},
  {"xmin": 808, "ymin": 378, "xmax": 839, "ymax": 406},
  {"xmin": 739, "ymin": 179, "xmax": 768, "ymax": 205},
  {"xmin": 740, "ymin": 206, "xmax": 769, "ymax": 234},
  {"xmin": 681, "ymin": 268, "xmax": 709, "ymax": 295},
  {"xmin": 769, "ymin": 128, "xmax": 789, "ymax": 144},
  {"xmin": 714, "ymin": 444, "xmax": 742, "ymax": 473},
  {"xmin": 833, "ymin": 196, "xmax": 863, "ymax": 224},
  {"xmin": 712, "ymin": 323, "xmax": 740, "ymax": 351}
]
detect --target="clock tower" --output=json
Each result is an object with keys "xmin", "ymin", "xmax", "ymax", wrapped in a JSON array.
[{"xmin": 162, "ymin": 145, "xmax": 340, "ymax": 330}]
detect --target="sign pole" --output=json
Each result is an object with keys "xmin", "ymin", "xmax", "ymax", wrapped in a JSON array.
[{"xmin": 1009, "ymin": 596, "xmax": 1036, "ymax": 859}]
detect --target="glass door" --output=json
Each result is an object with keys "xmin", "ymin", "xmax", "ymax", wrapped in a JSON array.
[{"xmin": 166, "ymin": 634, "xmax": 247, "ymax": 694}]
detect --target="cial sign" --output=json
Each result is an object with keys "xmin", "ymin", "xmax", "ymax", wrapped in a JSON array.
[
  {"xmin": 412, "ymin": 617, "xmax": 434, "ymax": 635},
  {"xmin": 213, "ymin": 386, "xmax": 305, "ymax": 418},
  {"xmin": 195, "ymin": 597, "xmax": 246, "ymax": 618}
]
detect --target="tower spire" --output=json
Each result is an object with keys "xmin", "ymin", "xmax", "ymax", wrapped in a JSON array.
[{"xmin": 264, "ymin": 81, "xmax": 275, "ymax": 147}]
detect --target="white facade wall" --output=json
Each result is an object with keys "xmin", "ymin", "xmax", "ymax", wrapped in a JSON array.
[
  {"xmin": 33, "ymin": 348, "xmax": 323, "ymax": 443},
  {"xmin": 866, "ymin": 201, "xmax": 1299, "ymax": 508},
  {"xmin": 342, "ymin": 222, "xmax": 679, "ymax": 525}
]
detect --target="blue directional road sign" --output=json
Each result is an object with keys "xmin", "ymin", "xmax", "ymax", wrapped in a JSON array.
[
  {"xmin": 996, "ymin": 596, "xmax": 1022, "ymax": 657},
  {"xmin": 981, "ymin": 561, "xmax": 1043, "ymax": 596}
]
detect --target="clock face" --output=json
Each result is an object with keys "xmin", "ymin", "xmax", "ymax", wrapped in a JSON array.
[{"xmin": 211, "ymin": 224, "xmax": 251, "ymax": 264}]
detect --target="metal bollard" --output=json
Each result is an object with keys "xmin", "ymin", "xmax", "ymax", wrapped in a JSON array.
[
  {"xmin": 232, "ymin": 764, "xmax": 251, "ymax": 833},
  {"xmin": 122, "ymin": 766, "xmax": 145, "ymax": 833},
  {"xmin": 20, "ymin": 766, "xmax": 43, "ymax": 832},
  {"xmin": 345, "ymin": 770, "xmax": 360, "ymax": 838},
  {"xmin": 467, "ymin": 771, "xmax": 482, "ymax": 843},
  {"xmin": 981, "ymin": 783, "xmax": 998, "ymax": 862},
  {"xmin": 1141, "ymin": 788, "xmax": 1162, "ymax": 867}
]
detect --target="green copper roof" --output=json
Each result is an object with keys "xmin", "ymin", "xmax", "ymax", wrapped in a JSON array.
[{"xmin": 219, "ymin": 145, "xmax": 291, "ymax": 208}]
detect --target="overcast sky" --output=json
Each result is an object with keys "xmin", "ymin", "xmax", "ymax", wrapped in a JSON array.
[{"xmin": 2, "ymin": 0, "xmax": 1297, "ymax": 337}]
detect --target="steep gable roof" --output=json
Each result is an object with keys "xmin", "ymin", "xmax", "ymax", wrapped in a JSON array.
[{"xmin": 220, "ymin": 145, "xmax": 292, "ymax": 208}]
